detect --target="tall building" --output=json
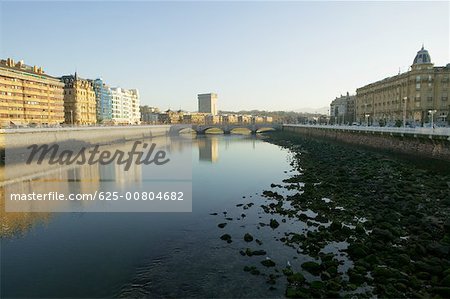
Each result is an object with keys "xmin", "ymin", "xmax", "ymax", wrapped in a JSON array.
[
  {"xmin": 91, "ymin": 78, "xmax": 112, "ymax": 124},
  {"xmin": 0, "ymin": 58, "xmax": 64, "ymax": 127},
  {"xmin": 356, "ymin": 46, "xmax": 450, "ymax": 126},
  {"xmin": 198, "ymin": 93, "xmax": 218, "ymax": 115},
  {"xmin": 61, "ymin": 73, "xmax": 97, "ymax": 125},
  {"xmin": 110, "ymin": 87, "xmax": 140, "ymax": 124},
  {"xmin": 330, "ymin": 92, "xmax": 356, "ymax": 125}
]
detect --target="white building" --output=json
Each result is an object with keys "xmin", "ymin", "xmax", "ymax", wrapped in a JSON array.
[{"xmin": 110, "ymin": 87, "xmax": 140, "ymax": 124}]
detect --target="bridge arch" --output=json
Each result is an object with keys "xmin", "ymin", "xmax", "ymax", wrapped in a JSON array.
[
  {"xmin": 230, "ymin": 127, "xmax": 252, "ymax": 135},
  {"xmin": 203, "ymin": 127, "xmax": 225, "ymax": 134}
]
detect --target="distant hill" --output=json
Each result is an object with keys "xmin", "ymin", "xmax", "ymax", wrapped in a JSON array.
[{"xmin": 294, "ymin": 107, "xmax": 329, "ymax": 114}]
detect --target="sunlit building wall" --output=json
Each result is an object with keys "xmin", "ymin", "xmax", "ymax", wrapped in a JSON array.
[
  {"xmin": 61, "ymin": 73, "xmax": 97, "ymax": 125},
  {"xmin": 0, "ymin": 58, "xmax": 64, "ymax": 127},
  {"xmin": 91, "ymin": 78, "xmax": 112, "ymax": 124},
  {"xmin": 356, "ymin": 47, "xmax": 450, "ymax": 126},
  {"xmin": 111, "ymin": 87, "xmax": 141, "ymax": 124}
]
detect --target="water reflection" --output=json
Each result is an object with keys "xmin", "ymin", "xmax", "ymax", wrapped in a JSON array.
[
  {"xmin": 198, "ymin": 136, "xmax": 219, "ymax": 163},
  {"xmin": 0, "ymin": 135, "xmax": 258, "ymax": 235},
  {"xmin": 1, "ymin": 134, "xmax": 293, "ymax": 298}
]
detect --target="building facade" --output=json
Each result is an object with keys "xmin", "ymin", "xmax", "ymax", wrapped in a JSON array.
[
  {"xmin": 198, "ymin": 93, "xmax": 218, "ymax": 115},
  {"xmin": 140, "ymin": 105, "xmax": 160, "ymax": 124},
  {"xmin": 183, "ymin": 112, "xmax": 206, "ymax": 124},
  {"xmin": 159, "ymin": 109, "xmax": 184, "ymax": 124},
  {"xmin": 0, "ymin": 58, "xmax": 64, "ymax": 127},
  {"xmin": 61, "ymin": 73, "xmax": 97, "ymax": 125},
  {"xmin": 91, "ymin": 78, "xmax": 112, "ymax": 124},
  {"xmin": 330, "ymin": 92, "xmax": 356, "ymax": 125},
  {"xmin": 356, "ymin": 47, "xmax": 450, "ymax": 126},
  {"xmin": 110, "ymin": 87, "xmax": 140, "ymax": 124}
]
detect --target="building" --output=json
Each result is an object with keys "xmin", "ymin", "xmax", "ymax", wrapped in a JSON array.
[
  {"xmin": 158, "ymin": 109, "xmax": 184, "ymax": 124},
  {"xmin": 0, "ymin": 58, "xmax": 64, "ymax": 127},
  {"xmin": 61, "ymin": 73, "xmax": 97, "ymax": 125},
  {"xmin": 263, "ymin": 116, "xmax": 273, "ymax": 123},
  {"xmin": 356, "ymin": 46, "xmax": 450, "ymax": 126},
  {"xmin": 140, "ymin": 105, "xmax": 160, "ymax": 124},
  {"xmin": 252, "ymin": 116, "xmax": 264, "ymax": 124},
  {"xmin": 183, "ymin": 112, "xmax": 206, "ymax": 124},
  {"xmin": 110, "ymin": 87, "xmax": 140, "ymax": 124},
  {"xmin": 238, "ymin": 115, "xmax": 252, "ymax": 124},
  {"xmin": 205, "ymin": 114, "xmax": 220, "ymax": 124},
  {"xmin": 330, "ymin": 92, "xmax": 356, "ymax": 125},
  {"xmin": 221, "ymin": 114, "xmax": 238, "ymax": 124},
  {"xmin": 198, "ymin": 93, "xmax": 218, "ymax": 115},
  {"xmin": 91, "ymin": 78, "xmax": 112, "ymax": 124}
]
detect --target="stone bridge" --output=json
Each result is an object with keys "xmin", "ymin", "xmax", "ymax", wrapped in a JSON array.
[{"xmin": 169, "ymin": 123, "xmax": 282, "ymax": 135}]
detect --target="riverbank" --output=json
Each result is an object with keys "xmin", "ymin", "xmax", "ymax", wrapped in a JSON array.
[
  {"xmin": 232, "ymin": 131, "xmax": 450, "ymax": 297},
  {"xmin": 283, "ymin": 125, "xmax": 450, "ymax": 162},
  {"xmin": 0, "ymin": 125, "xmax": 173, "ymax": 150}
]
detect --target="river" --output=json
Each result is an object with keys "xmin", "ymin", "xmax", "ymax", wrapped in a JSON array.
[
  {"xmin": 1, "ymin": 134, "xmax": 297, "ymax": 298},
  {"xmin": 1, "ymin": 132, "xmax": 449, "ymax": 298}
]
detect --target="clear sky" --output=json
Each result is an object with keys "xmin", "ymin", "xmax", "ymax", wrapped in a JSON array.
[{"xmin": 0, "ymin": 1, "xmax": 449, "ymax": 112}]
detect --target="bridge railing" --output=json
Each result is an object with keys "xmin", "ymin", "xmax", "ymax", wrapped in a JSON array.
[{"xmin": 283, "ymin": 124, "xmax": 450, "ymax": 138}]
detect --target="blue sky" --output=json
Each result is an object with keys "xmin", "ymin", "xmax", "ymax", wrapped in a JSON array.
[{"xmin": 1, "ymin": 1, "xmax": 449, "ymax": 112}]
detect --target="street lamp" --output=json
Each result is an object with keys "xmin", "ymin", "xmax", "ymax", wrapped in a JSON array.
[
  {"xmin": 402, "ymin": 97, "xmax": 408, "ymax": 128},
  {"xmin": 428, "ymin": 109, "xmax": 437, "ymax": 130},
  {"xmin": 365, "ymin": 114, "xmax": 370, "ymax": 126}
]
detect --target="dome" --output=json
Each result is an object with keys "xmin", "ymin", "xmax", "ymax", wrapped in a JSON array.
[{"xmin": 413, "ymin": 45, "xmax": 432, "ymax": 65}]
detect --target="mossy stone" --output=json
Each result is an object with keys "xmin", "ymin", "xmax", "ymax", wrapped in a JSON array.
[
  {"xmin": 218, "ymin": 223, "xmax": 227, "ymax": 228},
  {"xmin": 244, "ymin": 233, "xmax": 254, "ymax": 242},
  {"xmin": 270, "ymin": 219, "xmax": 280, "ymax": 229},
  {"xmin": 261, "ymin": 259, "xmax": 276, "ymax": 267},
  {"xmin": 287, "ymin": 272, "xmax": 305, "ymax": 284},
  {"xmin": 220, "ymin": 234, "xmax": 232, "ymax": 243},
  {"xmin": 301, "ymin": 261, "xmax": 322, "ymax": 275}
]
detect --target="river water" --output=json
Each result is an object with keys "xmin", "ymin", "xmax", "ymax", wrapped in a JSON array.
[
  {"xmin": 1, "ymin": 135, "xmax": 300, "ymax": 298},
  {"xmin": 3, "ymin": 133, "xmax": 449, "ymax": 298}
]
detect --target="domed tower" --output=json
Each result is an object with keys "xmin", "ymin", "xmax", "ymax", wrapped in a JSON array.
[{"xmin": 412, "ymin": 45, "xmax": 433, "ymax": 70}]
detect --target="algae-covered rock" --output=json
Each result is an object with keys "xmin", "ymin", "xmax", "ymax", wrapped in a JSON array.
[
  {"xmin": 441, "ymin": 274, "xmax": 450, "ymax": 287},
  {"xmin": 301, "ymin": 261, "xmax": 322, "ymax": 275},
  {"xmin": 245, "ymin": 248, "xmax": 267, "ymax": 256},
  {"xmin": 220, "ymin": 234, "xmax": 232, "ymax": 243},
  {"xmin": 285, "ymin": 287, "xmax": 309, "ymax": 298},
  {"xmin": 287, "ymin": 272, "xmax": 305, "ymax": 284},
  {"xmin": 270, "ymin": 219, "xmax": 280, "ymax": 229},
  {"xmin": 261, "ymin": 259, "xmax": 276, "ymax": 267},
  {"xmin": 244, "ymin": 233, "xmax": 254, "ymax": 242}
]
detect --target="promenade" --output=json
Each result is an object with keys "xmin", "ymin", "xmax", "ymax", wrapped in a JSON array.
[{"xmin": 284, "ymin": 124, "xmax": 450, "ymax": 139}]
